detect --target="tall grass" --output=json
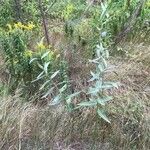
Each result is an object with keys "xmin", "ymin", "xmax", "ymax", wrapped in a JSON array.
[
  {"xmin": 0, "ymin": 0, "xmax": 150, "ymax": 149},
  {"xmin": 0, "ymin": 45, "xmax": 149, "ymax": 149}
]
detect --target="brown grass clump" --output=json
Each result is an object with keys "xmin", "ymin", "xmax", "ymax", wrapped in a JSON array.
[{"xmin": 106, "ymin": 58, "xmax": 150, "ymax": 150}]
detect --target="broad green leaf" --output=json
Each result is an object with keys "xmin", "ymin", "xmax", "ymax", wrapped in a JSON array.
[
  {"xmin": 49, "ymin": 95, "xmax": 61, "ymax": 106},
  {"xmin": 96, "ymin": 43, "xmax": 105, "ymax": 58},
  {"xmin": 97, "ymin": 96, "xmax": 113, "ymax": 105},
  {"xmin": 96, "ymin": 46, "xmax": 101, "ymax": 58},
  {"xmin": 102, "ymin": 82, "xmax": 118, "ymax": 89},
  {"xmin": 41, "ymin": 87, "xmax": 54, "ymax": 99},
  {"xmin": 32, "ymin": 71, "xmax": 44, "ymax": 82},
  {"xmin": 105, "ymin": 50, "xmax": 109, "ymax": 58},
  {"xmin": 50, "ymin": 70, "xmax": 60, "ymax": 79},
  {"xmin": 39, "ymin": 80, "xmax": 50, "ymax": 90},
  {"xmin": 90, "ymin": 71, "xmax": 99, "ymax": 79},
  {"xmin": 39, "ymin": 37, "xmax": 45, "ymax": 44},
  {"xmin": 90, "ymin": 71, "xmax": 95, "ymax": 77},
  {"xmin": 88, "ymin": 77, "xmax": 96, "ymax": 82},
  {"xmin": 67, "ymin": 91, "xmax": 81, "ymax": 99},
  {"xmin": 110, "ymin": 82, "xmax": 119, "ymax": 88},
  {"xmin": 101, "ymin": 84, "xmax": 113, "ymax": 89},
  {"xmin": 89, "ymin": 58, "xmax": 100, "ymax": 64},
  {"xmin": 66, "ymin": 91, "xmax": 81, "ymax": 104},
  {"xmin": 88, "ymin": 71, "xmax": 100, "ymax": 82},
  {"xmin": 98, "ymin": 64, "xmax": 104, "ymax": 72},
  {"xmin": 78, "ymin": 101, "xmax": 97, "ymax": 107},
  {"xmin": 44, "ymin": 62, "xmax": 50, "ymax": 75},
  {"xmin": 59, "ymin": 84, "xmax": 67, "ymax": 93},
  {"xmin": 97, "ymin": 109, "xmax": 110, "ymax": 123},
  {"xmin": 88, "ymin": 87, "xmax": 100, "ymax": 95},
  {"xmin": 31, "ymin": 75, "xmax": 45, "ymax": 83},
  {"xmin": 101, "ymin": 57, "xmax": 107, "ymax": 68},
  {"xmin": 66, "ymin": 98, "xmax": 72, "ymax": 105},
  {"xmin": 101, "ymin": 2, "xmax": 109, "ymax": 20},
  {"xmin": 37, "ymin": 71, "xmax": 44, "ymax": 79},
  {"xmin": 37, "ymin": 63, "xmax": 44, "ymax": 70},
  {"xmin": 32, "ymin": 75, "xmax": 44, "ymax": 83},
  {"xmin": 41, "ymin": 51, "xmax": 50, "ymax": 59},
  {"xmin": 95, "ymin": 80, "xmax": 103, "ymax": 89},
  {"xmin": 29, "ymin": 58, "xmax": 38, "ymax": 64}
]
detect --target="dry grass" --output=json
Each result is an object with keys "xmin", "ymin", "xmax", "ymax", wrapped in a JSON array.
[
  {"xmin": 0, "ymin": 90, "xmax": 109, "ymax": 150},
  {"xmin": 0, "ymin": 43, "xmax": 150, "ymax": 149},
  {"xmin": 107, "ymin": 60, "xmax": 150, "ymax": 150}
]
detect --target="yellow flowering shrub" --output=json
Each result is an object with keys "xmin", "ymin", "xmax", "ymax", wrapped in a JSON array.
[
  {"xmin": 26, "ymin": 22, "xmax": 35, "ymax": 30},
  {"xmin": 37, "ymin": 42, "xmax": 46, "ymax": 50},
  {"xmin": 14, "ymin": 22, "xmax": 35, "ymax": 30},
  {"xmin": 7, "ymin": 22, "xmax": 35, "ymax": 32}
]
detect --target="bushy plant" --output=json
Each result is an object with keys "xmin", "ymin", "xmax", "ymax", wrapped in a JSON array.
[
  {"xmin": 29, "ymin": 38, "xmax": 68, "ymax": 98},
  {"xmin": 0, "ymin": 22, "xmax": 35, "ymax": 91},
  {"xmin": 49, "ymin": 1, "xmax": 119, "ymax": 122},
  {"xmin": 0, "ymin": 0, "xmax": 14, "ymax": 27},
  {"xmin": 0, "ymin": 22, "xmax": 68, "ymax": 97},
  {"xmin": 77, "ymin": 43, "xmax": 118, "ymax": 123}
]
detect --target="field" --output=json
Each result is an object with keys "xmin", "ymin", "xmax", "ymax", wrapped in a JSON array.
[{"xmin": 0, "ymin": 0, "xmax": 150, "ymax": 150}]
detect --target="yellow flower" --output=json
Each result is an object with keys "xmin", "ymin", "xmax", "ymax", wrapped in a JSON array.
[
  {"xmin": 27, "ymin": 22, "xmax": 35, "ymax": 30},
  {"xmin": 37, "ymin": 43, "xmax": 46, "ymax": 49},
  {"xmin": 21, "ymin": 25, "xmax": 29, "ymax": 30},
  {"xmin": 14, "ymin": 22, "xmax": 35, "ymax": 30},
  {"xmin": 37, "ymin": 37, "xmax": 46, "ymax": 49},
  {"xmin": 14, "ymin": 22, "xmax": 23, "ymax": 29}
]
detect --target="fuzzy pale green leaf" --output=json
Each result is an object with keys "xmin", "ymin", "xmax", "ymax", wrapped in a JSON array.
[
  {"xmin": 97, "ymin": 109, "xmax": 110, "ymax": 123},
  {"xmin": 78, "ymin": 101, "xmax": 97, "ymax": 107}
]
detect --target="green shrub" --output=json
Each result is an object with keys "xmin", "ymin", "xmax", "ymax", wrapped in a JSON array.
[
  {"xmin": 49, "ymin": 3, "xmax": 119, "ymax": 123},
  {"xmin": 0, "ymin": 23, "xmax": 68, "ymax": 97},
  {"xmin": 29, "ymin": 39, "xmax": 68, "ymax": 98},
  {"xmin": 0, "ymin": 22, "xmax": 35, "ymax": 91},
  {"xmin": 0, "ymin": 0, "xmax": 14, "ymax": 27}
]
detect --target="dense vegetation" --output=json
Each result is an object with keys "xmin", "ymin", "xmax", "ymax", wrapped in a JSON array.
[{"xmin": 0, "ymin": 0, "xmax": 150, "ymax": 149}]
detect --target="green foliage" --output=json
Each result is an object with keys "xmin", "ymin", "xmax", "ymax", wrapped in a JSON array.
[
  {"xmin": 21, "ymin": 0, "xmax": 39, "ymax": 22},
  {"xmin": 77, "ymin": 43, "xmax": 118, "ymax": 123},
  {"xmin": 0, "ymin": 0, "xmax": 14, "ymax": 27},
  {"xmin": 0, "ymin": 0, "xmax": 148, "ymax": 44},
  {"xmin": 0, "ymin": 1, "xmax": 149, "ymax": 149},
  {"xmin": 0, "ymin": 23, "xmax": 34, "ymax": 91},
  {"xmin": 56, "ymin": 4, "xmax": 120, "ymax": 121},
  {"xmin": 0, "ymin": 23, "xmax": 68, "ymax": 96},
  {"xmin": 30, "ymin": 42, "xmax": 68, "ymax": 98}
]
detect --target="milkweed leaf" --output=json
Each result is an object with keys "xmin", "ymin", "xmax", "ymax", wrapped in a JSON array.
[{"xmin": 97, "ymin": 109, "xmax": 110, "ymax": 123}]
